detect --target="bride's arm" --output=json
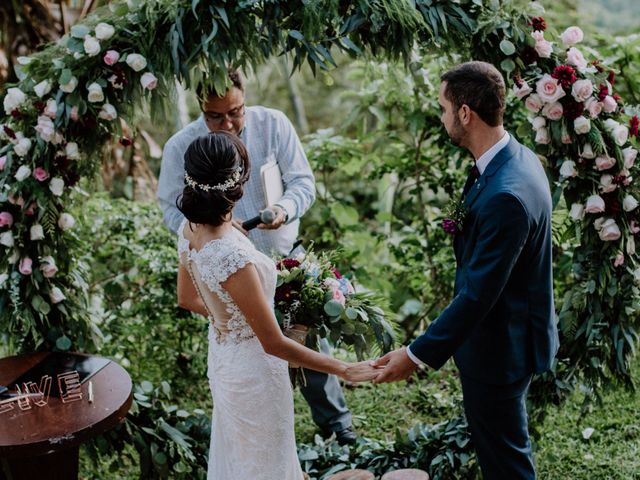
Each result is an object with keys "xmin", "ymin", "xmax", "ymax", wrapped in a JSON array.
[
  {"xmin": 177, "ymin": 263, "xmax": 208, "ymax": 317},
  {"xmin": 223, "ymin": 264, "xmax": 379, "ymax": 382}
]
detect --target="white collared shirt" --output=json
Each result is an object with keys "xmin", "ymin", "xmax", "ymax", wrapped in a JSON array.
[{"xmin": 405, "ymin": 131, "xmax": 510, "ymax": 368}]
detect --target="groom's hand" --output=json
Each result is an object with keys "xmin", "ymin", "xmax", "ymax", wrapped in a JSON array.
[{"xmin": 372, "ymin": 347, "xmax": 417, "ymax": 383}]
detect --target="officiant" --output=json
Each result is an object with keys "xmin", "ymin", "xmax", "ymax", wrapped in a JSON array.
[{"xmin": 157, "ymin": 69, "xmax": 357, "ymax": 445}]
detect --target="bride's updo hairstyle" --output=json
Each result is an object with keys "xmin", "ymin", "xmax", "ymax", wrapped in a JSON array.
[{"xmin": 177, "ymin": 131, "xmax": 250, "ymax": 226}]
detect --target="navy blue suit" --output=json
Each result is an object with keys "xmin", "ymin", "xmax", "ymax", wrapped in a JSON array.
[{"xmin": 410, "ymin": 135, "xmax": 559, "ymax": 479}]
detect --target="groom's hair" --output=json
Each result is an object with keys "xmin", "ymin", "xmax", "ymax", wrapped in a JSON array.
[{"xmin": 441, "ymin": 62, "xmax": 505, "ymax": 127}]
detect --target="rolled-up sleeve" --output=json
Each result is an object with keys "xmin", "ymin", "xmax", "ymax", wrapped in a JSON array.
[
  {"xmin": 273, "ymin": 112, "xmax": 315, "ymax": 222},
  {"xmin": 157, "ymin": 139, "xmax": 186, "ymax": 235}
]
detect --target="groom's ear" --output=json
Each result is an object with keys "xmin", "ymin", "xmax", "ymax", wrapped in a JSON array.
[{"xmin": 458, "ymin": 104, "xmax": 472, "ymax": 125}]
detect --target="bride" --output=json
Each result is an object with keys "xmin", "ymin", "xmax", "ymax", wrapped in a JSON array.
[{"xmin": 175, "ymin": 132, "xmax": 379, "ymax": 479}]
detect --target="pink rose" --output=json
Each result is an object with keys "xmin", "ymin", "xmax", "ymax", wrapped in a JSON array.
[
  {"xmin": 0, "ymin": 211, "xmax": 13, "ymax": 227},
  {"xmin": 33, "ymin": 167, "xmax": 49, "ymax": 182},
  {"xmin": 623, "ymin": 147, "xmax": 637, "ymax": 169},
  {"xmin": 585, "ymin": 195, "xmax": 605, "ymax": 213},
  {"xmin": 525, "ymin": 94, "xmax": 543, "ymax": 113},
  {"xmin": 571, "ymin": 79, "xmax": 593, "ymax": 102},
  {"xmin": 560, "ymin": 26, "xmax": 584, "ymax": 46},
  {"xmin": 630, "ymin": 220, "xmax": 640, "ymax": 234},
  {"xmin": 598, "ymin": 218, "xmax": 621, "ymax": 241},
  {"xmin": 0, "ymin": 155, "xmax": 6, "ymax": 170},
  {"xmin": 40, "ymin": 256, "xmax": 58, "ymax": 278},
  {"xmin": 584, "ymin": 97, "xmax": 603, "ymax": 119},
  {"xmin": 602, "ymin": 95, "xmax": 617, "ymax": 113},
  {"xmin": 599, "ymin": 174, "xmax": 616, "ymax": 193},
  {"xmin": 19, "ymin": 257, "xmax": 33, "ymax": 275},
  {"xmin": 534, "ymin": 39, "xmax": 553, "ymax": 58},
  {"xmin": 613, "ymin": 252, "xmax": 624, "ymax": 267},
  {"xmin": 535, "ymin": 127, "xmax": 550, "ymax": 145},
  {"xmin": 103, "ymin": 50, "xmax": 120, "ymax": 66},
  {"xmin": 566, "ymin": 47, "xmax": 587, "ymax": 70},
  {"xmin": 542, "ymin": 102, "xmax": 563, "ymax": 120},
  {"xmin": 595, "ymin": 155, "xmax": 616, "ymax": 171},
  {"xmin": 25, "ymin": 202, "xmax": 36, "ymax": 216},
  {"xmin": 536, "ymin": 74, "xmax": 566, "ymax": 103},
  {"xmin": 332, "ymin": 288, "xmax": 346, "ymax": 306},
  {"xmin": 513, "ymin": 80, "xmax": 532, "ymax": 99},
  {"xmin": 70, "ymin": 106, "xmax": 79, "ymax": 122},
  {"xmin": 140, "ymin": 72, "xmax": 158, "ymax": 90}
]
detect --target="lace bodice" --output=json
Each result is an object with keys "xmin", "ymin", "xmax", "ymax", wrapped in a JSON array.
[{"xmin": 178, "ymin": 220, "xmax": 278, "ymax": 344}]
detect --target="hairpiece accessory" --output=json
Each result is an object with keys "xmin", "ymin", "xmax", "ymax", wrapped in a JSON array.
[{"xmin": 185, "ymin": 169, "xmax": 241, "ymax": 192}]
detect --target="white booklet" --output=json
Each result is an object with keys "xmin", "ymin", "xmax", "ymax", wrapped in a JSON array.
[{"xmin": 260, "ymin": 157, "xmax": 284, "ymax": 206}]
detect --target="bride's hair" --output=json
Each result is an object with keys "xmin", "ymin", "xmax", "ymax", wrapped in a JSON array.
[{"xmin": 177, "ymin": 131, "xmax": 250, "ymax": 226}]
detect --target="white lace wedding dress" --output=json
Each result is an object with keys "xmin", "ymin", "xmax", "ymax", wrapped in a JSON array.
[{"xmin": 178, "ymin": 220, "xmax": 304, "ymax": 480}]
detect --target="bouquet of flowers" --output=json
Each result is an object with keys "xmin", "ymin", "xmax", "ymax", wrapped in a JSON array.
[{"xmin": 274, "ymin": 250, "xmax": 395, "ymax": 362}]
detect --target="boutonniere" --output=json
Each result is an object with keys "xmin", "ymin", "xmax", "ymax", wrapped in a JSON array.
[{"xmin": 441, "ymin": 198, "xmax": 468, "ymax": 236}]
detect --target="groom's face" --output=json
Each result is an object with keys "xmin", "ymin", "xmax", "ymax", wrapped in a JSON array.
[{"xmin": 438, "ymin": 82, "xmax": 466, "ymax": 147}]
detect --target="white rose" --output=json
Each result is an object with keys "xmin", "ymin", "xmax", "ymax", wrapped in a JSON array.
[
  {"xmin": 585, "ymin": 195, "xmax": 605, "ymax": 214},
  {"xmin": 602, "ymin": 95, "xmax": 617, "ymax": 113},
  {"xmin": 628, "ymin": 236, "xmax": 636, "ymax": 256},
  {"xmin": 573, "ymin": 116, "xmax": 591, "ymax": 135},
  {"xmin": 603, "ymin": 119, "xmax": 619, "ymax": 132},
  {"xmin": 15, "ymin": 165, "xmax": 31, "ymax": 181},
  {"xmin": 33, "ymin": 80, "xmax": 52, "ymax": 98},
  {"xmin": 534, "ymin": 39, "xmax": 553, "ymax": 58},
  {"xmin": 0, "ymin": 231, "xmax": 14, "ymax": 247},
  {"xmin": 599, "ymin": 174, "xmax": 616, "ymax": 193},
  {"xmin": 623, "ymin": 147, "xmax": 637, "ymax": 169},
  {"xmin": 569, "ymin": 203, "xmax": 585, "ymax": 220},
  {"xmin": 60, "ymin": 76, "xmax": 78, "ymax": 93},
  {"xmin": 51, "ymin": 132, "xmax": 64, "ymax": 145},
  {"xmin": 584, "ymin": 97, "xmax": 603, "ymax": 119},
  {"xmin": 44, "ymin": 98, "xmax": 58, "ymax": 118},
  {"xmin": 531, "ymin": 116, "xmax": 546, "ymax": 130},
  {"xmin": 612, "ymin": 124, "xmax": 629, "ymax": 146},
  {"xmin": 65, "ymin": 142, "xmax": 80, "ymax": 160},
  {"xmin": 623, "ymin": 194, "xmax": 638, "ymax": 212},
  {"xmin": 125, "ymin": 53, "xmax": 147, "ymax": 72},
  {"xmin": 40, "ymin": 256, "xmax": 58, "ymax": 278},
  {"xmin": 49, "ymin": 286, "xmax": 66, "ymax": 304},
  {"xmin": 14, "ymin": 137, "xmax": 31, "ymax": 157},
  {"xmin": 3, "ymin": 87, "xmax": 26, "ymax": 114},
  {"xmin": 581, "ymin": 143, "xmax": 596, "ymax": 159},
  {"xmin": 49, "ymin": 177, "xmax": 65, "ymax": 196},
  {"xmin": 571, "ymin": 79, "xmax": 593, "ymax": 102},
  {"xmin": 595, "ymin": 155, "xmax": 616, "ymax": 171},
  {"xmin": 513, "ymin": 80, "xmax": 532, "ymax": 99},
  {"xmin": 95, "ymin": 23, "xmax": 115, "ymax": 40},
  {"xmin": 536, "ymin": 74, "xmax": 566, "ymax": 103},
  {"xmin": 98, "ymin": 103, "xmax": 118, "ymax": 121},
  {"xmin": 87, "ymin": 82, "xmax": 104, "ymax": 103},
  {"xmin": 83, "ymin": 35, "xmax": 101, "ymax": 56},
  {"xmin": 30, "ymin": 224, "xmax": 45, "ymax": 241},
  {"xmin": 559, "ymin": 160, "xmax": 577, "ymax": 179},
  {"xmin": 560, "ymin": 26, "xmax": 584, "ymax": 46},
  {"xmin": 535, "ymin": 127, "xmax": 550, "ymax": 145},
  {"xmin": 542, "ymin": 102, "xmax": 564, "ymax": 120},
  {"xmin": 525, "ymin": 94, "xmax": 543, "ymax": 113},
  {"xmin": 567, "ymin": 47, "xmax": 587, "ymax": 70},
  {"xmin": 614, "ymin": 252, "xmax": 625, "ymax": 267},
  {"xmin": 58, "ymin": 212, "xmax": 76, "ymax": 230},
  {"xmin": 35, "ymin": 115, "xmax": 55, "ymax": 142},
  {"xmin": 598, "ymin": 218, "xmax": 621, "ymax": 241},
  {"xmin": 140, "ymin": 72, "xmax": 158, "ymax": 90}
]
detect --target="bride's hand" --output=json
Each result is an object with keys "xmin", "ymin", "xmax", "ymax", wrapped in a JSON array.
[{"xmin": 341, "ymin": 361, "xmax": 383, "ymax": 383}]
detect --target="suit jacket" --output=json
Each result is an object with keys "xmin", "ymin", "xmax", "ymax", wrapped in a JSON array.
[{"xmin": 410, "ymin": 135, "xmax": 559, "ymax": 385}]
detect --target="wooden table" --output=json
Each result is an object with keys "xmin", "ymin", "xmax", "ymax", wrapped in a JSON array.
[{"xmin": 0, "ymin": 352, "xmax": 132, "ymax": 480}]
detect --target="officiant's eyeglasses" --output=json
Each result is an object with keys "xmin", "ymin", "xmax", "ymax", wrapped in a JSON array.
[{"xmin": 204, "ymin": 105, "xmax": 246, "ymax": 126}]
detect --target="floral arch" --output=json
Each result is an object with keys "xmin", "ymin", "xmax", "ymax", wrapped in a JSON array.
[{"xmin": 1, "ymin": 0, "xmax": 639, "ymax": 472}]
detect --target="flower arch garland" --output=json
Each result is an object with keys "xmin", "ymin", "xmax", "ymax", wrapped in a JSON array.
[{"xmin": 0, "ymin": 0, "xmax": 638, "ymax": 401}]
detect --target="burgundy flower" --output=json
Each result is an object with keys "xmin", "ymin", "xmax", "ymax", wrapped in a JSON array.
[
  {"xmin": 332, "ymin": 268, "xmax": 342, "ymax": 279},
  {"xmin": 513, "ymin": 76, "xmax": 524, "ymax": 89},
  {"xmin": 613, "ymin": 175, "xmax": 628, "ymax": 185},
  {"xmin": 562, "ymin": 99, "xmax": 585, "ymax": 120},
  {"xmin": 32, "ymin": 100, "xmax": 45, "ymax": 113},
  {"xmin": 591, "ymin": 60, "xmax": 604, "ymax": 73},
  {"xmin": 280, "ymin": 258, "xmax": 301, "ymax": 270},
  {"xmin": 607, "ymin": 70, "xmax": 616, "ymax": 85},
  {"xmin": 442, "ymin": 218, "xmax": 460, "ymax": 235},
  {"xmin": 3, "ymin": 125, "xmax": 16, "ymax": 139},
  {"xmin": 10, "ymin": 109, "xmax": 22, "ymax": 119},
  {"xmin": 529, "ymin": 17, "xmax": 547, "ymax": 32},
  {"xmin": 613, "ymin": 93, "xmax": 621, "ymax": 102},
  {"xmin": 597, "ymin": 84, "xmax": 609, "ymax": 101},
  {"xmin": 275, "ymin": 282, "xmax": 299, "ymax": 303},
  {"xmin": 120, "ymin": 137, "xmax": 133, "ymax": 147},
  {"xmin": 603, "ymin": 194, "xmax": 621, "ymax": 215},
  {"xmin": 520, "ymin": 46, "xmax": 539, "ymax": 66},
  {"xmin": 551, "ymin": 65, "xmax": 577, "ymax": 90},
  {"xmin": 630, "ymin": 115, "xmax": 639, "ymax": 138}
]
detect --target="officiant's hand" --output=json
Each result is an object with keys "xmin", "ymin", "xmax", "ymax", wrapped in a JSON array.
[
  {"xmin": 257, "ymin": 205, "xmax": 287, "ymax": 230},
  {"xmin": 232, "ymin": 219, "xmax": 249, "ymax": 236},
  {"xmin": 341, "ymin": 361, "xmax": 382, "ymax": 383},
  {"xmin": 372, "ymin": 347, "xmax": 417, "ymax": 383}
]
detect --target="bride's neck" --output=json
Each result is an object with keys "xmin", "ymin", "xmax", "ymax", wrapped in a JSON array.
[{"xmin": 194, "ymin": 216, "xmax": 233, "ymax": 239}]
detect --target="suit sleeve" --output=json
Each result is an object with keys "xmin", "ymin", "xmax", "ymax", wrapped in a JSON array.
[{"xmin": 409, "ymin": 192, "xmax": 530, "ymax": 370}]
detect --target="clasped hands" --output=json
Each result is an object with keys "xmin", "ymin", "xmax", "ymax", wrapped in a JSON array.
[{"xmin": 341, "ymin": 347, "xmax": 419, "ymax": 384}]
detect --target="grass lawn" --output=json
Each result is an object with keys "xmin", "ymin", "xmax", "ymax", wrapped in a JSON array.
[{"xmin": 293, "ymin": 358, "xmax": 640, "ymax": 479}]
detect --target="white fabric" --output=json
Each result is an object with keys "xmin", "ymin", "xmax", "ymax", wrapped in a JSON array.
[
  {"xmin": 178, "ymin": 219, "xmax": 304, "ymax": 480},
  {"xmin": 475, "ymin": 131, "xmax": 510, "ymax": 174}
]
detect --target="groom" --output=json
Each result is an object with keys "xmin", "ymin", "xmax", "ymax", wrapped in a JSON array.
[{"xmin": 374, "ymin": 61, "xmax": 559, "ymax": 479}]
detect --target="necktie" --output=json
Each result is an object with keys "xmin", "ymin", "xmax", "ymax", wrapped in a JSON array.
[{"xmin": 462, "ymin": 164, "xmax": 480, "ymax": 197}]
